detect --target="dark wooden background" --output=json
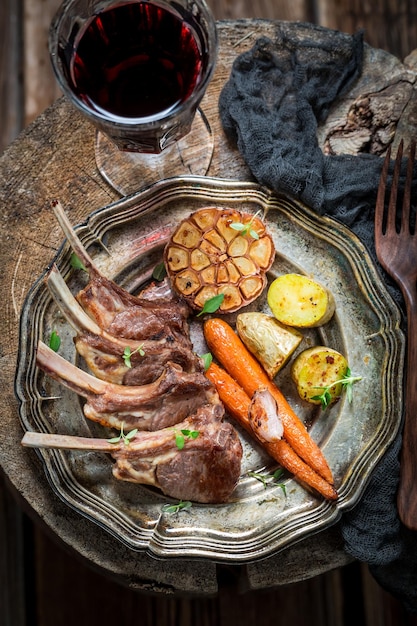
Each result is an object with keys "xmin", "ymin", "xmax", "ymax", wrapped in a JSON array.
[{"xmin": 2, "ymin": 1, "xmax": 417, "ymax": 624}]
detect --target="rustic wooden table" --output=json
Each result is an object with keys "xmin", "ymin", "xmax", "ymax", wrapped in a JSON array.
[{"xmin": 1, "ymin": 19, "xmax": 417, "ymax": 596}]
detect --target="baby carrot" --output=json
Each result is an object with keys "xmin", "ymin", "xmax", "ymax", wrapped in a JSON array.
[
  {"xmin": 204, "ymin": 317, "xmax": 334, "ymax": 485},
  {"xmin": 206, "ymin": 362, "xmax": 252, "ymax": 429},
  {"xmin": 206, "ymin": 362, "xmax": 337, "ymax": 500},
  {"xmin": 268, "ymin": 440, "xmax": 337, "ymax": 500}
]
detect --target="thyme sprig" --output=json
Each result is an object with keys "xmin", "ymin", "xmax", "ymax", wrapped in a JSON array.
[
  {"xmin": 230, "ymin": 210, "xmax": 262, "ymax": 240},
  {"xmin": 311, "ymin": 368, "xmax": 362, "ymax": 410},
  {"xmin": 107, "ymin": 423, "xmax": 138, "ymax": 445},
  {"xmin": 248, "ymin": 468, "xmax": 287, "ymax": 495},
  {"xmin": 175, "ymin": 429, "xmax": 200, "ymax": 450},
  {"xmin": 162, "ymin": 500, "xmax": 193, "ymax": 514},
  {"xmin": 122, "ymin": 344, "xmax": 145, "ymax": 368}
]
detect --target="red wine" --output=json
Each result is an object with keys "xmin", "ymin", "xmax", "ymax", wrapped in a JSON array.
[{"xmin": 71, "ymin": 1, "xmax": 203, "ymax": 121}]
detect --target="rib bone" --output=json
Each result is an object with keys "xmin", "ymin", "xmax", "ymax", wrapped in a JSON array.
[
  {"xmin": 46, "ymin": 264, "xmax": 200, "ymax": 384},
  {"xmin": 37, "ymin": 341, "xmax": 218, "ymax": 431},
  {"xmin": 22, "ymin": 431, "xmax": 117, "ymax": 452},
  {"xmin": 22, "ymin": 403, "xmax": 242, "ymax": 503},
  {"xmin": 52, "ymin": 200, "xmax": 96, "ymax": 274},
  {"xmin": 52, "ymin": 200, "xmax": 191, "ymax": 340}
]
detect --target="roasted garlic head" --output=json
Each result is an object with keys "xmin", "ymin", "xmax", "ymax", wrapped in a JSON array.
[{"xmin": 164, "ymin": 208, "xmax": 275, "ymax": 313}]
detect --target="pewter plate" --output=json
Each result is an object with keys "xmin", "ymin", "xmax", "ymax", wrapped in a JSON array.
[{"xmin": 15, "ymin": 176, "xmax": 404, "ymax": 562}]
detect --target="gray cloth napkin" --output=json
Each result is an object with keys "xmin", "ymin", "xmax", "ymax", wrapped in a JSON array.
[{"xmin": 219, "ymin": 23, "xmax": 417, "ymax": 613}]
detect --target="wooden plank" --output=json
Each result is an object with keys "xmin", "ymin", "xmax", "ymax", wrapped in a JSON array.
[
  {"xmin": 0, "ymin": 4, "xmax": 27, "ymax": 625},
  {"xmin": 0, "ymin": 0, "xmax": 23, "ymax": 152},
  {"xmin": 32, "ymin": 523, "xmax": 358, "ymax": 626},
  {"xmin": 360, "ymin": 563, "xmax": 417, "ymax": 626},
  {"xmin": 0, "ymin": 476, "xmax": 27, "ymax": 626},
  {"xmin": 23, "ymin": 0, "xmax": 62, "ymax": 126},
  {"xmin": 317, "ymin": 0, "xmax": 417, "ymax": 60},
  {"xmin": 208, "ymin": 0, "xmax": 312, "ymax": 21}
]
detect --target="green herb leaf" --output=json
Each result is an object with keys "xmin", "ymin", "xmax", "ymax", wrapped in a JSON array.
[
  {"xmin": 196, "ymin": 294, "xmax": 225, "ymax": 317},
  {"xmin": 273, "ymin": 468, "xmax": 285, "ymax": 481},
  {"xmin": 248, "ymin": 471, "xmax": 268, "ymax": 488},
  {"xmin": 122, "ymin": 344, "xmax": 145, "ymax": 368},
  {"xmin": 70, "ymin": 253, "xmax": 87, "ymax": 272},
  {"xmin": 123, "ymin": 347, "xmax": 132, "ymax": 368},
  {"xmin": 248, "ymin": 469, "xmax": 287, "ymax": 495},
  {"xmin": 311, "ymin": 368, "xmax": 362, "ymax": 410},
  {"xmin": 125, "ymin": 428, "xmax": 138, "ymax": 441},
  {"xmin": 162, "ymin": 500, "xmax": 192, "ymax": 514},
  {"xmin": 174, "ymin": 429, "xmax": 199, "ymax": 449},
  {"xmin": 200, "ymin": 352, "xmax": 213, "ymax": 371},
  {"xmin": 49, "ymin": 330, "xmax": 61, "ymax": 352},
  {"xmin": 311, "ymin": 389, "xmax": 332, "ymax": 409},
  {"xmin": 152, "ymin": 262, "xmax": 167, "ymax": 282},
  {"xmin": 107, "ymin": 424, "xmax": 138, "ymax": 445},
  {"xmin": 230, "ymin": 222, "xmax": 246, "ymax": 232},
  {"xmin": 181, "ymin": 429, "xmax": 199, "ymax": 440},
  {"xmin": 272, "ymin": 469, "xmax": 287, "ymax": 495},
  {"xmin": 230, "ymin": 210, "xmax": 262, "ymax": 240},
  {"xmin": 107, "ymin": 436, "xmax": 122, "ymax": 444}
]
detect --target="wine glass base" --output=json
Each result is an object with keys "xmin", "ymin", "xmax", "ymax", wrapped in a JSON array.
[{"xmin": 95, "ymin": 109, "xmax": 214, "ymax": 196}]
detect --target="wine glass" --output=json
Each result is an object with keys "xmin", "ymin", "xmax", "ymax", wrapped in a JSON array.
[{"xmin": 49, "ymin": 0, "xmax": 218, "ymax": 195}]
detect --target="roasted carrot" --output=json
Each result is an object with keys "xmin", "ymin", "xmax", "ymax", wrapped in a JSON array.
[
  {"xmin": 206, "ymin": 362, "xmax": 337, "ymax": 500},
  {"xmin": 204, "ymin": 317, "xmax": 334, "ymax": 485},
  {"xmin": 206, "ymin": 362, "xmax": 252, "ymax": 428},
  {"xmin": 268, "ymin": 440, "xmax": 337, "ymax": 500}
]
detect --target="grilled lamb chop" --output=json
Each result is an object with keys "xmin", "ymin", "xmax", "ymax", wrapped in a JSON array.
[
  {"xmin": 78, "ymin": 278, "xmax": 191, "ymax": 341},
  {"xmin": 21, "ymin": 403, "xmax": 243, "ymax": 503},
  {"xmin": 37, "ymin": 202, "xmax": 243, "ymax": 503},
  {"xmin": 46, "ymin": 264, "xmax": 201, "ymax": 385},
  {"xmin": 75, "ymin": 332, "xmax": 202, "ymax": 386},
  {"xmin": 52, "ymin": 201, "xmax": 191, "ymax": 341},
  {"xmin": 37, "ymin": 341, "xmax": 218, "ymax": 431}
]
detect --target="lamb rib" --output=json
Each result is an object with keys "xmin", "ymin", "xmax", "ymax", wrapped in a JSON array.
[
  {"xmin": 37, "ymin": 341, "xmax": 219, "ymax": 431},
  {"xmin": 52, "ymin": 200, "xmax": 191, "ymax": 341},
  {"xmin": 37, "ymin": 202, "xmax": 243, "ymax": 503},
  {"xmin": 21, "ymin": 404, "xmax": 243, "ymax": 503},
  {"xmin": 46, "ymin": 264, "xmax": 201, "ymax": 385}
]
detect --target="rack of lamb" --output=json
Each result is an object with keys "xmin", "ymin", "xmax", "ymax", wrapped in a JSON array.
[{"xmin": 22, "ymin": 201, "xmax": 243, "ymax": 504}]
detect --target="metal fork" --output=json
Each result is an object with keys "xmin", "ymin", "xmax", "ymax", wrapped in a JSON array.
[{"xmin": 375, "ymin": 139, "xmax": 417, "ymax": 530}]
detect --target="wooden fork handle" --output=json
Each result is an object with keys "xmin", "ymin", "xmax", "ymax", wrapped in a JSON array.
[{"xmin": 397, "ymin": 286, "xmax": 417, "ymax": 530}]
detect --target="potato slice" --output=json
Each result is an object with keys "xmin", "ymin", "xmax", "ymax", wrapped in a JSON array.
[
  {"xmin": 267, "ymin": 273, "xmax": 335, "ymax": 327},
  {"xmin": 291, "ymin": 346, "xmax": 349, "ymax": 405},
  {"xmin": 236, "ymin": 312, "xmax": 303, "ymax": 379}
]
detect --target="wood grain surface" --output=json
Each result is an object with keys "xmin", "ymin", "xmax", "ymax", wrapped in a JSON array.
[{"xmin": 2, "ymin": 2, "xmax": 417, "ymax": 626}]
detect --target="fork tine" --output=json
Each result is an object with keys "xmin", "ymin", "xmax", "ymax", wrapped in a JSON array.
[
  {"xmin": 375, "ymin": 144, "xmax": 391, "ymax": 237},
  {"xmin": 401, "ymin": 140, "xmax": 416, "ymax": 234}
]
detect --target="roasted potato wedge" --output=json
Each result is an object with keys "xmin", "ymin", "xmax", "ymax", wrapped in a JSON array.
[
  {"xmin": 291, "ymin": 346, "xmax": 349, "ymax": 405},
  {"xmin": 236, "ymin": 312, "xmax": 302, "ymax": 379},
  {"xmin": 267, "ymin": 273, "xmax": 335, "ymax": 327}
]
